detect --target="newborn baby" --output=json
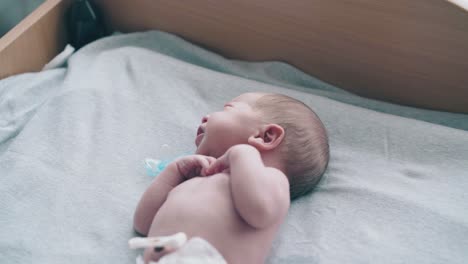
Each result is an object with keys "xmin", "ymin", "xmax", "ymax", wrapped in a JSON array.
[{"xmin": 133, "ymin": 92, "xmax": 329, "ymax": 263}]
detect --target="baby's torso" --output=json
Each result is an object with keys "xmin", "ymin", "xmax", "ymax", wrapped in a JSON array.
[{"xmin": 149, "ymin": 173, "xmax": 280, "ymax": 264}]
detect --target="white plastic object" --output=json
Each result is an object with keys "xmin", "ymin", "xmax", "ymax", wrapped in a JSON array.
[
  {"xmin": 42, "ymin": 44, "xmax": 75, "ymax": 70},
  {"xmin": 129, "ymin": 232, "xmax": 188, "ymax": 250}
]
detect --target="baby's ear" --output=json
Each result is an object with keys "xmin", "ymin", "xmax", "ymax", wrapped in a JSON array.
[{"xmin": 248, "ymin": 124, "xmax": 285, "ymax": 151}]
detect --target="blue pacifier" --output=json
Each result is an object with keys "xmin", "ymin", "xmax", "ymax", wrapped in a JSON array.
[
  {"xmin": 144, "ymin": 158, "xmax": 170, "ymax": 177},
  {"xmin": 144, "ymin": 144, "xmax": 181, "ymax": 177}
]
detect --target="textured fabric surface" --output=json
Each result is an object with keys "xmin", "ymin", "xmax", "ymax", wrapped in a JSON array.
[{"xmin": 1, "ymin": 31, "xmax": 467, "ymax": 264}]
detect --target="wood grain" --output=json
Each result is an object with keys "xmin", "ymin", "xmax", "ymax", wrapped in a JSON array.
[
  {"xmin": 93, "ymin": 0, "xmax": 468, "ymax": 113},
  {"xmin": 0, "ymin": 0, "xmax": 71, "ymax": 80}
]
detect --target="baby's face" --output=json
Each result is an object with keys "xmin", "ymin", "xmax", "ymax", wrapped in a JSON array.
[{"xmin": 195, "ymin": 93, "xmax": 264, "ymax": 158}]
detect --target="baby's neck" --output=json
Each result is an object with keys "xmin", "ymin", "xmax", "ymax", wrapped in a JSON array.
[{"xmin": 260, "ymin": 150, "xmax": 286, "ymax": 174}]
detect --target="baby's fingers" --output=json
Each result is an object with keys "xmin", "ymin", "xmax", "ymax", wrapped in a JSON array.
[
  {"xmin": 198, "ymin": 156, "xmax": 215, "ymax": 176},
  {"xmin": 205, "ymin": 156, "xmax": 217, "ymax": 165},
  {"xmin": 205, "ymin": 158, "xmax": 227, "ymax": 175}
]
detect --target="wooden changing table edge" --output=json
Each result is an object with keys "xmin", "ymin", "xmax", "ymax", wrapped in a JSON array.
[{"xmin": 0, "ymin": 0, "xmax": 71, "ymax": 80}]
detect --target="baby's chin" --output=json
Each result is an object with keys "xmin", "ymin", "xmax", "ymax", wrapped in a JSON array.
[{"xmin": 195, "ymin": 145, "xmax": 207, "ymax": 156}]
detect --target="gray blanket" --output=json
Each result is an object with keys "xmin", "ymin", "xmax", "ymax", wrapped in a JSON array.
[{"xmin": 1, "ymin": 31, "xmax": 467, "ymax": 264}]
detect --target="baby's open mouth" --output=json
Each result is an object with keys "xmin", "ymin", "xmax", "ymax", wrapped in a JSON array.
[
  {"xmin": 195, "ymin": 126, "xmax": 205, "ymax": 146},
  {"xmin": 197, "ymin": 126, "xmax": 204, "ymax": 136}
]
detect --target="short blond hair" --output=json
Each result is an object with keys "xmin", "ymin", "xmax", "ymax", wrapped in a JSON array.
[{"xmin": 254, "ymin": 93, "xmax": 329, "ymax": 200}]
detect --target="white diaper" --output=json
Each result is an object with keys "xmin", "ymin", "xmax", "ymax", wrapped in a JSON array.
[{"xmin": 130, "ymin": 233, "xmax": 226, "ymax": 264}]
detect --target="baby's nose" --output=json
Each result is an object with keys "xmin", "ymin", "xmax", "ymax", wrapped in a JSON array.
[{"xmin": 201, "ymin": 115, "xmax": 209, "ymax": 123}]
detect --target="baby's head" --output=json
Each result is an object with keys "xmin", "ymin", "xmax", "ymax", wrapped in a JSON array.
[{"xmin": 195, "ymin": 92, "xmax": 329, "ymax": 199}]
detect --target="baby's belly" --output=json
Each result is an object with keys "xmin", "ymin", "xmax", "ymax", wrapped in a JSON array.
[{"xmin": 149, "ymin": 173, "xmax": 270, "ymax": 263}]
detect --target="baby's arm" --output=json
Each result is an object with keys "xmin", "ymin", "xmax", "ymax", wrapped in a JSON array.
[
  {"xmin": 133, "ymin": 155, "xmax": 215, "ymax": 236},
  {"xmin": 207, "ymin": 144, "xmax": 290, "ymax": 229}
]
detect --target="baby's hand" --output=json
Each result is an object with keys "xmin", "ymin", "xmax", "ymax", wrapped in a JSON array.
[
  {"xmin": 205, "ymin": 145, "xmax": 243, "ymax": 175},
  {"xmin": 175, "ymin": 155, "xmax": 216, "ymax": 180},
  {"xmin": 205, "ymin": 151, "xmax": 230, "ymax": 175},
  {"xmin": 206, "ymin": 144, "xmax": 260, "ymax": 175}
]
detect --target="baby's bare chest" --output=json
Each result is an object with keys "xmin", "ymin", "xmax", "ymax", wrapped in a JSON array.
[
  {"xmin": 169, "ymin": 173, "xmax": 232, "ymax": 205},
  {"xmin": 156, "ymin": 173, "xmax": 241, "ymax": 226}
]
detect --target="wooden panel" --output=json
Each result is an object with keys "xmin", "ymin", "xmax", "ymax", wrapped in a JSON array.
[
  {"xmin": 0, "ymin": 0, "xmax": 71, "ymax": 80},
  {"xmin": 93, "ymin": 0, "xmax": 468, "ymax": 113}
]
